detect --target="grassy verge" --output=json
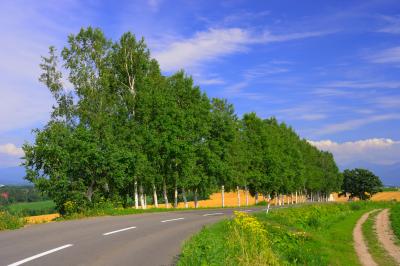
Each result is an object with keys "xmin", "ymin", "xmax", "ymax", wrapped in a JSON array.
[
  {"xmin": 0, "ymin": 211, "xmax": 26, "ymax": 231},
  {"xmin": 390, "ymin": 203, "xmax": 400, "ymax": 244},
  {"xmin": 6, "ymin": 200, "xmax": 56, "ymax": 216},
  {"xmin": 362, "ymin": 209, "xmax": 397, "ymax": 266},
  {"xmin": 179, "ymin": 202, "xmax": 392, "ymax": 266}
]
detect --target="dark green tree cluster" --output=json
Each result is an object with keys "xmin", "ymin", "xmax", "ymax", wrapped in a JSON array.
[
  {"xmin": 23, "ymin": 28, "xmax": 342, "ymax": 214},
  {"xmin": 341, "ymin": 168, "xmax": 383, "ymax": 200}
]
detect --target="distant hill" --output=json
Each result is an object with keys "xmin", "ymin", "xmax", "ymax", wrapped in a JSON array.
[{"xmin": 0, "ymin": 166, "xmax": 29, "ymax": 185}]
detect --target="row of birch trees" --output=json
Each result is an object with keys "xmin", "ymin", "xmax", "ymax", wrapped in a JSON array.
[{"xmin": 23, "ymin": 28, "xmax": 342, "ymax": 214}]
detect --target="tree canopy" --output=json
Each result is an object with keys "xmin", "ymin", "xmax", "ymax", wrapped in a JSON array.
[
  {"xmin": 341, "ymin": 168, "xmax": 383, "ymax": 200},
  {"xmin": 23, "ymin": 27, "xmax": 342, "ymax": 214}
]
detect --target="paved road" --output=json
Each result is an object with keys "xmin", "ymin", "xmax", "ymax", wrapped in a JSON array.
[{"xmin": 0, "ymin": 206, "xmax": 274, "ymax": 266}]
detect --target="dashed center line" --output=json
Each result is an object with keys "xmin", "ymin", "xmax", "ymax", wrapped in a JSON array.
[
  {"xmin": 8, "ymin": 244, "xmax": 73, "ymax": 266},
  {"xmin": 103, "ymin": 226, "xmax": 137, "ymax": 236},
  {"xmin": 203, "ymin": 213, "xmax": 224, "ymax": 216},
  {"xmin": 161, "ymin": 217, "xmax": 185, "ymax": 223},
  {"xmin": 242, "ymin": 210, "xmax": 253, "ymax": 212}
]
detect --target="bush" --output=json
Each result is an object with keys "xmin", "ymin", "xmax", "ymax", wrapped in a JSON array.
[{"xmin": 0, "ymin": 211, "xmax": 26, "ymax": 231}]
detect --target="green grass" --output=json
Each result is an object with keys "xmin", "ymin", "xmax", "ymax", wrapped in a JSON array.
[
  {"xmin": 362, "ymin": 209, "xmax": 397, "ymax": 266},
  {"xmin": 6, "ymin": 200, "xmax": 56, "ymax": 216},
  {"xmin": 0, "ymin": 211, "xmax": 26, "ymax": 231},
  {"xmin": 390, "ymin": 203, "xmax": 400, "ymax": 245},
  {"xmin": 179, "ymin": 202, "xmax": 393, "ymax": 266}
]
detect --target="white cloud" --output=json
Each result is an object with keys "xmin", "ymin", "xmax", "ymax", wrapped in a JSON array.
[
  {"xmin": 154, "ymin": 28, "xmax": 329, "ymax": 72},
  {"xmin": 315, "ymin": 114, "xmax": 400, "ymax": 135},
  {"xmin": 309, "ymin": 138, "xmax": 400, "ymax": 165},
  {"xmin": 367, "ymin": 46, "xmax": 400, "ymax": 64},
  {"xmin": 377, "ymin": 15, "xmax": 400, "ymax": 34},
  {"xmin": 0, "ymin": 143, "xmax": 24, "ymax": 157}
]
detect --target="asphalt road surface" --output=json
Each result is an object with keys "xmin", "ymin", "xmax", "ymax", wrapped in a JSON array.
[{"xmin": 0, "ymin": 206, "xmax": 276, "ymax": 266}]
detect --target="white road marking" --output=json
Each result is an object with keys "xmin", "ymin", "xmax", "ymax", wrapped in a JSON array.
[
  {"xmin": 8, "ymin": 244, "xmax": 73, "ymax": 266},
  {"xmin": 103, "ymin": 226, "xmax": 137, "ymax": 236},
  {"xmin": 242, "ymin": 210, "xmax": 253, "ymax": 212},
  {"xmin": 161, "ymin": 217, "xmax": 184, "ymax": 223},
  {"xmin": 203, "ymin": 213, "xmax": 224, "ymax": 216}
]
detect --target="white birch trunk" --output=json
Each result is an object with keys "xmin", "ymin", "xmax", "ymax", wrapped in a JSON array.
[
  {"xmin": 153, "ymin": 184, "xmax": 158, "ymax": 208},
  {"xmin": 295, "ymin": 191, "xmax": 298, "ymax": 204},
  {"xmin": 245, "ymin": 185, "xmax": 249, "ymax": 206},
  {"xmin": 163, "ymin": 179, "xmax": 169, "ymax": 208},
  {"xmin": 182, "ymin": 188, "xmax": 188, "ymax": 208},
  {"xmin": 221, "ymin": 185, "xmax": 225, "ymax": 208},
  {"xmin": 144, "ymin": 194, "xmax": 147, "ymax": 209},
  {"xmin": 139, "ymin": 184, "xmax": 145, "ymax": 209},
  {"xmin": 174, "ymin": 185, "xmax": 178, "ymax": 208},
  {"xmin": 237, "ymin": 186, "xmax": 241, "ymax": 207},
  {"xmin": 134, "ymin": 180, "xmax": 139, "ymax": 209},
  {"xmin": 255, "ymin": 192, "xmax": 259, "ymax": 205},
  {"xmin": 194, "ymin": 188, "xmax": 198, "ymax": 208}
]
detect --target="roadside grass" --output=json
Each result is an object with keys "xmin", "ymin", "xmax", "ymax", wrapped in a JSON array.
[
  {"xmin": 390, "ymin": 203, "xmax": 400, "ymax": 245},
  {"xmin": 179, "ymin": 202, "xmax": 393, "ymax": 266},
  {"xmin": 0, "ymin": 211, "xmax": 26, "ymax": 231},
  {"xmin": 362, "ymin": 209, "xmax": 398, "ymax": 266},
  {"xmin": 6, "ymin": 200, "xmax": 56, "ymax": 216}
]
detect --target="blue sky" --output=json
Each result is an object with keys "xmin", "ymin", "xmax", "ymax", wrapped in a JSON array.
[{"xmin": 0, "ymin": 0, "xmax": 399, "ymax": 184}]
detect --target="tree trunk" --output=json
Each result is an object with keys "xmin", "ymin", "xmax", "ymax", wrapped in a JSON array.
[
  {"xmin": 134, "ymin": 180, "xmax": 139, "ymax": 209},
  {"xmin": 182, "ymin": 188, "xmax": 188, "ymax": 208},
  {"xmin": 295, "ymin": 191, "xmax": 298, "ymax": 204},
  {"xmin": 194, "ymin": 188, "xmax": 198, "ymax": 208},
  {"xmin": 255, "ymin": 192, "xmax": 259, "ymax": 205},
  {"xmin": 139, "ymin": 184, "xmax": 145, "ymax": 209},
  {"xmin": 163, "ymin": 179, "xmax": 169, "ymax": 208},
  {"xmin": 86, "ymin": 180, "xmax": 95, "ymax": 202},
  {"xmin": 237, "ymin": 186, "xmax": 241, "ymax": 207},
  {"xmin": 174, "ymin": 185, "xmax": 178, "ymax": 208},
  {"xmin": 221, "ymin": 185, "xmax": 225, "ymax": 208},
  {"xmin": 245, "ymin": 185, "xmax": 249, "ymax": 206},
  {"xmin": 275, "ymin": 192, "xmax": 278, "ymax": 206},
  {"xmin": 144, "ymin": 194, "xmax": 147, "ymax": 209},
  {"xmin": 153, "ymin": 184, "xmax": 158, "ymax": 208}
]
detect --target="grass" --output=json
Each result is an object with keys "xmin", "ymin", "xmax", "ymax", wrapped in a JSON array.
[
  {"xmin": 6, "ymin": 200, "xmax": 56, "ymax": 216},
  {"xmin": 362, "ymin": 209, "xmax": 398, "ymax": 266},
  {"xmin": 0, "ymin": 211, "xmax": 26, "ymax": 231},
  {"xmin": 390, "ymin": 203, "xmax": 400, "ymax": 245},
  {"xmin": 179, "ymin": 202, "xmax": 393, "ymax": 266}
]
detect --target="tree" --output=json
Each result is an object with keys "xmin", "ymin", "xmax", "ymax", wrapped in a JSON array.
[{"xmin": 341, "ymin": 168, "xmax": 383, "ymax": 200}]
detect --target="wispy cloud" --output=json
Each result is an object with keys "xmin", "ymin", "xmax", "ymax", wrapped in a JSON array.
[
  {"xmin": 377, "ymin": 15, "xmax": 400, "ymax": 34},
  {"xmin": 367, "ymin": 46, "xmax": 400, "ymax": 64},
  {"xmin": 309, "ymin": 138, "xmax": 400, "ymax": 165},
  {"xmin": 154, "ymin": 28, "xmax": 330, "ymax": 72},
  {"xmin": 315, "ymin": 114, "xmax": 400, "ymax": 135}
]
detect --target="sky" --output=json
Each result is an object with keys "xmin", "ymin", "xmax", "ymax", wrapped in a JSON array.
[{"xmin": 0, "ymin": 0, "xmax": 399, "ymax": 185}]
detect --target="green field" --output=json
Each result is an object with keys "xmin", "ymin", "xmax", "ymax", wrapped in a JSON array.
[
  {"xmin": 6, "ymin": 200, "xmax": 56, "ymax": 216},
  {"xmin": 178, "ymin": 202, "xmax": 396, "ymax": 266}
]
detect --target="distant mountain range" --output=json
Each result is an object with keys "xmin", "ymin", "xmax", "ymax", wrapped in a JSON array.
[
  {"xmin": 340, "ymin": 161, "xmax": 400, "ymax": 186},
  {"xmin": 0, "ymin": 166, "xmax": 29, "ymax": 185},
  {"xmin": 1, "ymin": 162, "xmax": 399, "ymax": 186}
]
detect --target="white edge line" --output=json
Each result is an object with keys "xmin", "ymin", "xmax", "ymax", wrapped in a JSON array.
[
  {"xmin": 161, "ymin": 217, "xmax": 185, "ymax": 223},
  {"xmin": 8, "ymin": 244, "xmax": 73, "ymax": 266},
  {"xmin": 203, "ymin": 213, "xmax": 224, "ymax": 216},
  {"xmin": 103, "ymin": 226, "xmax": 137, "ymax": 236}
]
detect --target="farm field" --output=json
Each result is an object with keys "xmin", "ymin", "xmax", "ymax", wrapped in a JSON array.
[{"xmin": 6, "ymin": 200, "xmax": 56, "ymax": 216}]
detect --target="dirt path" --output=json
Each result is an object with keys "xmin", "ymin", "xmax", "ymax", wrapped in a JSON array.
[
  {"xmin": 353, "ymin": 210, "xmax": 378, "ymax": 266},
  {"xmin": 375, "ymin": 208, "xmax": 400, "ymax": 263}
]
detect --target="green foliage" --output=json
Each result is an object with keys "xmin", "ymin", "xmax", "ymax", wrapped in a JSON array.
[
  {"xmin": 0, "ymin": 186, "xmax": 49, "ymax": 206},
  {"xmin": 6, "ymin": 200, "xmax": 55, "ymax": 216},
  {"xmin": 0, "ymin": 211, "xmax": 26, "ymax": 231},
  {"xmin": 390, "ymin": 204, "xmax": 400, "ymax": 243},
  {"xmin": 341, "ymin": 168, "xmax": 383, "ymax": 200},
  {"xmin": 23, "ymin": 27, "xmax": 343, "ymax": 216},
  {"xmin": 179, "ymin": 202, "xmax": 392, "ymax": 266}
]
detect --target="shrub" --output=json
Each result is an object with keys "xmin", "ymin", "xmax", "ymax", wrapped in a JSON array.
[{"xmin": 0, "ymin": 211, "xmax": 26, "ymax": 231}]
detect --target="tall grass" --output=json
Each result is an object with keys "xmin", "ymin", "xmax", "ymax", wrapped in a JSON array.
[
  {"xmin": 0, "ymin": 211, "xmax": 26, "ymax": 231},
  {"xmin": 390, "ymin": 203, "xmax": 400, "ymax": 243},
  {"xmin": 6, "ymin": 200, "xmax": 56, "ymax": 216},
  {"xmin": 179, "ymin": 202, "xmax": 392, "ymax": 266}
]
